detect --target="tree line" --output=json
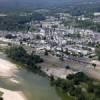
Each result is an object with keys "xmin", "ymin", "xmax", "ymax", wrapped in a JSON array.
[
  {"xmin": 6, "ymin": 46, "xmax": 43, "ymax": 72},
  {"xmin": 0, "ymin": 12, "xmax": 45, "ymax": 31},
  {"xmin": 50, "ymin": 72, "xmax": 100, "ymax": 100}
]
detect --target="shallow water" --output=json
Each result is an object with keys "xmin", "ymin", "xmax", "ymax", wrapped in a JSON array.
[
  {"xmin": 0, "ymin": 68, "xmax": 61, "ymax": 100},
  {"xmin": 14, "ymin": 70, "xmax": 62, "ymax": 100},
  {"xmin": 0, "ymin": 52, "xmax": 70, "ymax": 100}
]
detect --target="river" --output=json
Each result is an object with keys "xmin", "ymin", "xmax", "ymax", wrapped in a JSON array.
[{"xmin": 0, "ymin": 52, "xmax": 70, "ymax": 100}]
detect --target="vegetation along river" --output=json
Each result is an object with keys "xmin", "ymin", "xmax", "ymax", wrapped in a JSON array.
[{"xmin": 0, "ymin": 52, "xmax": 72, "ymax": 100}]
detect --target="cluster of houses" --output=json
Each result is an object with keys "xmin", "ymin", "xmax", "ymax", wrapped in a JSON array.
[{"xmin": 0, "ymin": 13, "xmax": 100, "ymax": 61}]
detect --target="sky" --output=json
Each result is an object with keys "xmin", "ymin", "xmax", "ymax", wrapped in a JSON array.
[{"xmin": 0, "ymin": 0, "xmax": 99, "ymax": 10}]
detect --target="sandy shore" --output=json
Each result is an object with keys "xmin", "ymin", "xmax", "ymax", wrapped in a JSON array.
[
  {"xmin": 40, "ymin": 55, "xmax": 77, "ymax": 79},
  {"xmin": 0, "ymin": 58, "xmax": 18, "ymax": 77},
  {"xmin": 41, "ymin": 67, "xmax": 76, "ymax": 79},
  {"xmin": 84, "ymin": 60, "xmax": 100, "ymax": 80},
  {"xmin": 40, "ymin": 55, "xmax": 100, "ymax": 80},
  {"xmin": 0, "ymin": 88, "xmax": 26, "ymax": 100},
  {"xmin": 0, "ymin": 58, "xmax": 26, "ymax": 100},
  {"xmin": 0, "ymin": 53, "xmax": 100, "ymax": 99}
]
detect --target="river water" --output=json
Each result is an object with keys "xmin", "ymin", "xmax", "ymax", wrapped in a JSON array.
[{"xmin": 0, "ymin": 52, "xmax": 70, "ymax": 100}]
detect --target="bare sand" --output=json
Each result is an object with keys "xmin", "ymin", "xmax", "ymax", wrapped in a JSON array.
[
  {"xmin": 40, "ymin": 55, "xmax": 77, "ymax": 79},
  {"xmin": 0, "ymin": 88, "xmax": 26, "ymax": 100},
  {"xmin": 40, "ymin": 55, "xmax": 100, "ymax": 80},
  {"xmin": 41, "ymin": 67, "xmax": 76, "ymax": 79},
  {"xmin": 0, "ymin": 58, "xmax": 26, "ymax": 100},
  {"xmin": 0, "ymin": 58, "xmax": 18, "ymax": 77},
  {"xmin": 85, "ymin": 60, "xmax": 100, "ymax": 80},
  {"xmin": 0, "ymin": 53, "xmax": 100, "ymax": 99}
]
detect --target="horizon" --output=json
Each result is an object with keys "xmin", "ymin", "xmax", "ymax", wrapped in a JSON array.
[{"xmin": 0, "ymin": 0, "xmax": 99, "ymax": 10}]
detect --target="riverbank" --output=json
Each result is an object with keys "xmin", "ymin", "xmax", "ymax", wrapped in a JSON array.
[
  {"xmin": 39, "ymin": 54, "xmax": 100, "ymax": 80},
  {"xmin": 0, "ymin": 88, "xmax": 26, "ymax": 100},
  {"xmin": 0, "ymin": 58, "xmax": 27, "ymax": 100},
  {"xmin": 38, "ymin": 55, "xmax": 77, "ymax": 79},
  {"xmin": 0, "ymin": 52, "xmax": 65, "ymax": 100},
  {"xmin": 41, "ymin": 67, "xmax": 76, "ymax": 79},
  {"xmin": 0, "ymin": 49, "xmax": 100, "ymax": 100}
]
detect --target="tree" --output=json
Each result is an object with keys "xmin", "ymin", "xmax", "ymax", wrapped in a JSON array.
[
  {"xmin": 6, "ymin": 46, "xmax": 27, "ymax": 61},
  {"xmin": 67, "ymin": 72, "xmax": 89, "ymax": 84},
  {"xmin": 5, "ymin": 34, "xmax": 16, "ymax": 39},
  {"xmin": 36, "ymin": 35, "xmax": 41, "ymax": 40},
  {"xmin": 60, "ymin": 47, "xmax": 64, "ymax": 61},
  {"xmin": 95, "ymin": 44, "xmax": 100, "ymax": 60},
  {"xmin": 31, "ymin": 12, "xmax": 45, "ymax": 21},
  {"xmin": 76, "ymin": 33, "xmax": 81, "ymax": 38},
  {"xmin": 70, "ymin": 87, "xmax": 82, "ymax": 97},
  {"xmin": 50, "ymin": 75, "xmax": 54, "ymax": 82},
  {"xmin": 0, "ymin": 15, "xmax": 31, "ymax": 31},
  {"xmin": 6, "ymin": 46, "xmax": 43, "ymax": 72},
  {"xmin": 87, "ymin": 82, "xmax": 94, "ymax": 93},
  {"xmin": 65, "ymin": 65, "xmax": 70, "ymax": 69},
  {"xmin": 65, "ymin": 48, "xmax": 70, "ymax": 55},
  {"xmin": 94, "ymin": 85, "xmax": 100, "ymax": 98},
  {"xmin": 92, "ymin": 63, "xmax": 96, "ymax": 69},
  {"xmin": 0, "ymin": 97, "xmax": 3, "ymax": 100},
  {"xmin": 44, "ymin": 49, "xmax": 48, "ymax": 56},
  {"xmin": 67, "ymin": 74, "xmax": 74, "ymax": 80}
]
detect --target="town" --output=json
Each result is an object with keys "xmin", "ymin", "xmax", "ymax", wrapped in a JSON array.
[
  {"xmin": 0, "ymin": 0, "xmax": 100, "ymax": 100},
  {"xmin": 0, "ymin": 11, "xmax": 100, "ymax": 80}
]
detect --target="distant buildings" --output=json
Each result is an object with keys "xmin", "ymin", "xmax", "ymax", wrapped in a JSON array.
[{"xmin": 0, "ymin": 13, "xmax": 99, "ymax": 61}]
